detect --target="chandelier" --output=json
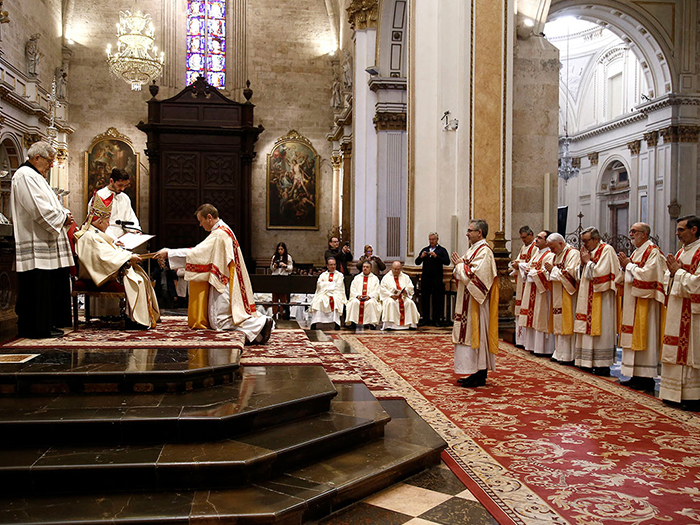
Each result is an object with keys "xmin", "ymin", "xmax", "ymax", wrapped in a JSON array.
[
  {"xmin": 106, "ymin": 10, "xmax": 164, "ymax": 91},
  {"xmin": 557, "ymin": 18, "xmax": 579, "ymax": 182}
]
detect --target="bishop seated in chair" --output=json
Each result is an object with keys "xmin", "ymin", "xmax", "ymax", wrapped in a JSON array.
[
  {"xmin": 74, "ymin": 194, "xmax": 160, "ymax": 329},
  {"xmin": 155, "ymin": 204, "xmax": 273, "ymax": 345}
]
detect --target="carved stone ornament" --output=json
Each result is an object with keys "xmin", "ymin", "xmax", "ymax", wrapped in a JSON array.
[
  {"xmin": 188, "ymin": 75, "xmax": 213, "ymax": 99},
  {"xmin": 331, "ymin": 154, "xmax": 342, "ymax": 169},
  {"xmin": 373, "ymin": 111, "xmax": 406, "ymax": 131},
  {"xmin": 23, "ymin": 132, "xmax": 43, "ymax": 149},
  {"xmin": 347, "ymin": 0, "xmax": 378, "ymax": 30},
  {"xmin": 660, "ymin": 125, "xmax": 700, "ymax": 144},
  {"xmin": 571, "ymin": 157, "xmax": 581, "ymax": 168},
  {"xmin": 668, "ymin": 198, "xmax": 682, "ymax": 219},
  {"xmin": 643, "ymin": 130, "xmax": 658, "ymax": 147},
  {"xmin": 55, "ymin": 148, "xmax": 68, "ymax": 163},
  {"xmin": 88, "ymin": 127, "xmax": 134, "ymax": 151},
  {"xmin": 627, "ymin": 139, "xmax": 641, "ymax": 155},
  {"xmin": 273, "ymin": 129, "xmax": 314, "ymax": 149},
  {"xmin": 587, "ymin": 152, "xmax": 599, "ymax": 165}
]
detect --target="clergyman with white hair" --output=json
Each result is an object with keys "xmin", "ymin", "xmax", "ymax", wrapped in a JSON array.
[
  {"xmin": 544, "ymin": 232, "xmax": 580, "ymax": 364},
  {"xmin": 11, "ymin": 141, "xmax": 75, "ymax": 338}
]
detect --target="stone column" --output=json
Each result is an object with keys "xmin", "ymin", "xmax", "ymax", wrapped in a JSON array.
[
  {"xmin": 331, "ymin": 153, "xmax": 342, "ymax": 234},
  {"xmin": 340, "ymin": 141, "xmax": 353, "ymax": 243},
  {"xmin": 627, "ymin": 139, "xmax": 641, "ymax": 222},
  {"xmin": 643, "ymin": 131, "xmax": 658, "ymax": 234}
]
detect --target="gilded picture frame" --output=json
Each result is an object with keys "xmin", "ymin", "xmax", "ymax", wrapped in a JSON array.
[
  {"xmin": 266, "ymin": 130, "xmax": 319, "ymax": 230},
  {"xmin": 84, "ymin": 127, "xmax": 139, "ymax": 213}
]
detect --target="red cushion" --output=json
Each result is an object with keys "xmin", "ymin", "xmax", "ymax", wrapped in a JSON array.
[{"xmin": 73, "ymin": 279, "xmax": 125, "ymax": 293}]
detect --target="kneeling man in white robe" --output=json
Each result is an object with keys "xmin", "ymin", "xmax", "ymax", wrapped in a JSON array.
[
  {"xmin": 380, "ymin": 261, "xmax": 420, "ymax": 330},
  {"xmin": 74, "ymin": 193, "xmax": 160, "ymax": 329},
  {"xmin": 155, "ymin": 204, "xmax": 273, "ymax": 344},
  {"xmin": 310, "ymin": 257, "xmax": 347, "ymax": 328},
  {"xmin": 345, "ymin": 261, "xmax": 382, "ymax": 328}
]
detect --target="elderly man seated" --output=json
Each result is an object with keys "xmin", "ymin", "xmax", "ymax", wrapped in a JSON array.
[
  {"xmin": 380, "ymin": 261, "xmax": 420, "ymax": 330},
  {"xmin": 345, "ymin": 261, "xmax": 382, "ymax": 329},
  {"xmin": 74, "ymin": 194, "xmax": 160, "ymax": 329},
  {"xmin": 310, "ymin": 257, "xmax": 347, "ymax": 329}
]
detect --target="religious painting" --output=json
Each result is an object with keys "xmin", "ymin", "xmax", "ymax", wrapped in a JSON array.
[
  {"xmin": 84, "ymin": 128, "xmax": 139, "ymax": 213},
  {"xmin": 266, "ymin": 130, "xmax": 319, "ymax": 230}
]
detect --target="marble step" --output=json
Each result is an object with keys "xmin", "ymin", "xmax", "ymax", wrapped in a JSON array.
[
  {"xmin": 0, "ymin": 396, "xmax": 446, "ymax": 524},
  {"xmin": 0, "ymin": 366, "xmax": 337, "ymax": 446},
  {"xmin": 0, "ymin": 347, "xmax": 242, "ymax": 396},
  {"xmin": 0, "ymin": 390, "xmax": 391, "ymax": 494}
]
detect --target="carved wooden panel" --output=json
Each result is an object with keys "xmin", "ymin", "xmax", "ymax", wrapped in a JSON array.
[{"xmin": 164, "ymin": 153, "xmax": 198, "ymax": 187}]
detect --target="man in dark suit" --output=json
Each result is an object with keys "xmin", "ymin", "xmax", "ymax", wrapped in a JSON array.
[
  {"xmin": 415, "ymin": 232, "xmax": 450, "ymax": 326},
  {"xmin": 324, "ymin": 236, "xmax": 353, "ymax": 275}
]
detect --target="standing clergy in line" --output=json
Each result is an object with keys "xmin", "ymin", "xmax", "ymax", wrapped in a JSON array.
[
  {"xmin": 155, "ymin": 204, "xmax": 273, "ymax": 344},
  {"xmin": 309, "ymin": 257, "xmax": 347, "ymax": 329},
  {"xmin": 518, "ymin": 230, "xmax": 554, "ymax": 357},
  {"xmin": 544, "ymin": 233, "xmax": 580, "ymax": 364},
  {"xmin": 74, "ymin": 193, "xmax": 159, "ymax": 329},
  {"xmin": 573, "ymin": 227, "xmax": 620, "ymax": 376},
  {"xmin": 617, "ymin": 222, "xmax": 665, "ymax": 392},
  {"xmin": 88, "ymin": 168, "xmax": 140, "ymax": 240},
  {"xmin": 451, "ymin": 220, "xmax": 498, "ymax": 388},
  {"xmin": 660, "ymin": 215, "xmax": 700, "ymax": 411},
  {"xmin": 380, "ymin": 261, "xmax": 420, "ymax": 330},
  {"xmin": 510, "ymin": 226, "xmax": 536, "ymax": 348},
  {"xmin": 11, "ymin": 141, "xmax": 74, "ymax": 338},
  {"xmin": 345, "ymin": 261, "xmax": 382, "ymax": 329}
]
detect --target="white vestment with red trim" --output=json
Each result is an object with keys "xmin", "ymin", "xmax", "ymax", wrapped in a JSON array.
[
  {"xmin": 380, "ymin": 272, "xmax": 419, "ymax": 329},
  {"xmin": 511, "ymin": 241, "xmax": 537, "ymax": 346},
  {"xmin": 310, "ymin": 270, "xmax": 347, "ymax": 325},
  {"xmin": 346, "ymin": 273, "xmax": 382, "ymax": 326}
]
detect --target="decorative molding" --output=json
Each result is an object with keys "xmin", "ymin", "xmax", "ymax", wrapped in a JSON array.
[
  {"xmin": 347, "ymin": 0, "xmax": 378, "ymax": 30},
  {"xmin": 330, "ymin": 154, "xmax": 342, "ymax": 169},
  {"xmin": 23, "ymin": 132, "xmax": 43, "ymax": 148},
  {"xmin": 340, "ymin": 141, "xmax": 352, "ymax": 155},
  {"xmin": 634, "ymin": 94, "xmax": 700, "ymax": 114},
  {"xmin": 569, "ymin": 111, "xmax": 647, "ymax": 142},
  {"xmin": 373, "ymin": 111, "xmax": 406, "ymax": 131},
  {"xmin": 668, "ymin": 198, "xmax": 681, "ymax": 219},
  {"xmin": 643, "ymin": 131, "xmax": 659, "ymax": 147},
  {"xmin": 55, "ymin": 148, "xmax": 68, "ymax": 163},
  {"xmin": 659, "ymin": 125, "xmax": 700, "ymax": 144},
  {"xmin": 88, "ymin": 127, "xmax": 134, "ymax": 151},
  {"xmin": 368, "ymin": 77, "xmax": 407, "ymax": 92},
  {"xmin": 273, "ymin": 129, "xmax": 314, "ymax": 148},
  {"xmin": 571, "ymin": 157, "xmax": 581, "ymax": 168},
  {"xmin": 627, "ymin": 139, "xmax": 641, "ymax": 155},
  {"xmin": 587, "ymin": 152, "xmax": 599, "ymax": 165}
]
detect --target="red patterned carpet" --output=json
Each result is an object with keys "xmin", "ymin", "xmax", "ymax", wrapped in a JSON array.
[{"xmin": 341, "ymin": 333, "xmax": 700, "ymax": 525}]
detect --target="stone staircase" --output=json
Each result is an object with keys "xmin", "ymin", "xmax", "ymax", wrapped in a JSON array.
[{"xmin": 0, "ymin": 343, "xmax": 445, "ymax": 524}]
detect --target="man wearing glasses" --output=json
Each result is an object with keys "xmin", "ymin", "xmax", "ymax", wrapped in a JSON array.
[
  {"xmin": 660, "ymin": 215, "xmax": 700, "ymax": 411},
  {"xmin": 10, "ymin": 141, "xmax": 74, "ymax": 338},
  {"xmin": 617, "ymin": 223, "xmax": 664, "ymax": 392},
  {"xmin": 573, "ymin": 227, "xmax": 620, "ymax": 376}
]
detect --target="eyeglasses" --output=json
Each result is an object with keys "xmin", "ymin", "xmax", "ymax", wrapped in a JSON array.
[
  {"xmin": 467, "ymin": 228, "xmax": 477, "ymax": 233},
  {"xmin": 629, "ymin": 229, "xmax": 640, "ymax": 234},
  {"xmin": 41, "ymin": 156, "xmax": 55, "ymax": 165}
]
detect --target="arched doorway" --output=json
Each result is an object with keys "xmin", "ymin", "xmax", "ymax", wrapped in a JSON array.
[{"xmin": 0, "ymin": 135, "xmax": 22, "ymax": 221}]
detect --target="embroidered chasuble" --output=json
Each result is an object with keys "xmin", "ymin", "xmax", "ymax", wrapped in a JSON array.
[
  {"xmin": 310, "ymin": 271, "xmax": 347, "ymax": 314},
  {"xmin": 512, "ymin": 241, "xmax": 537, "ymax": 319},
  {"xmin": 380, "ymin": 272, "xmax": 419, "ymax": 327},
  {"xmin": 619, "ymin": 240, "xmax": 666, "ymax": 351},
  {"xmin": 451, "ymin": 240, "xmax": 499, "ymax": 353},
  {"xmin": 574, "ymin": 242, "xmax": 619, "ymax": 336},
  {"xmin": 548, "ymin": 245, "xmax": 580, "ymax": 336},
  {"xmin": 346, "ymin": 273, "xmax": 382, "ymax": 325},
  {"xmin": 518, "ymin": 248, "xmax": 554, "ymax": 333},
  {"xmin": 184, "ymin": 221, "xmax": 258, "ymax": 329},
  {"xmin": 661, "ymin": 238, "xmax": 700, "ymax": 370},
  {"xmin": 74, "ymin": 227, "xmax": 160, "ymax": 328}
]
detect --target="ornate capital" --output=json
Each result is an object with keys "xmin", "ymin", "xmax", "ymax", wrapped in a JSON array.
[
  {"xmin": 668, "ymin": 198, "xmax": 682, "ymax": 219},
  {"xmin": 23, "ymin": 132, "xmax": 43, "ymax": 149},
  {"xmin": 347, "ymin": 0, "xmax": 378, "ymax": 30},
  {"xmin": 331, "ymin": 154, "xmax": 342, "ymax": 169},
  {"xmin": 373, "ymin": 111, "xmax": 406, "ymax": 131},
  {"xmin": 660, "ymin": 125, "xmax": 700, "ymax": 143},
  {"xmin": 55, "ymin": 148, "xmax": 68, "ymax": 163},
  {"xmin": 627, "ymin": 140, "xmax": 641, "ymax": 155},
  {"xmin": 572, "ymin": 157, "xmax": 581, "ymax": 169},
  {"xmin": 643, "ymin": 130, "xmax": 659, "ymax": 147},
  {"xmin": 144, "ymin": 148, "xmax": 160, "ymax": 162},
  {"xmin": 587, "ymin": 152, "xmax": 598, "ymax": 165},
  {"xmin": 340, "ymin": 141, "xmax": 352, "ymax": 155}
]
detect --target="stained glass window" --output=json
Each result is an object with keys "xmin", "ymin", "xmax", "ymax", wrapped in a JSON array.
[{"xmin": 186, "ymin": 0, "xmax": 226, "ymax": 88}]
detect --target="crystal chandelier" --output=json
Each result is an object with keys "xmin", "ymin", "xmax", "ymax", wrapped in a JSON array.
[
  {"xmin": 558, "ymin": 19, "xmax": 579, "ymax": 182},
  {"xmin": 106, "ymin": 10, "xmax": 164, "ymax": 91}
]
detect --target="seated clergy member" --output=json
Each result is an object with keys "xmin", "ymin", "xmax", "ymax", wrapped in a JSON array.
[
  {"xmin": 617, "ymin": 222, "xmax": 665, "ymax": 392},
  {"xmin": 451, "ymin": 220, "xmax": 498, "ymax": 387},
  {"xmin": 74, "ymin": 194, "xmax": 160, "ymax": 329},
  {"xmin": 346, "ymin": 261, "xmax": 382, "ymax": 328},
  {"xmin": 380, "ymin": 261, "xmax": 420, "ymax": 330},
  {"xmin": 545, "ymin": 233, "xmax": 580, "ymax": 364},
  {"xmin": 155, "ymin": 204, "xmax": 273, "ymax": 344},
  {"xmin": 660, "ymin": 215, "xmax": 700, "ymax": 410},
  {"xmin": 310, "ymin": 257, "xmax": 347, "ymax": 329}
]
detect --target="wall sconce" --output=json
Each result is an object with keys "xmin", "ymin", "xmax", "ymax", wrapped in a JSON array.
[{"xmin": 441, "ymin": 111, "xmax": 459, "ymax": 131}]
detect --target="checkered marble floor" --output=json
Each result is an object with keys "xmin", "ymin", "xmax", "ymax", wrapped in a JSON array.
[{"xmin": 312, "ymin": 463, "xmax": 497, "ymax": 525}]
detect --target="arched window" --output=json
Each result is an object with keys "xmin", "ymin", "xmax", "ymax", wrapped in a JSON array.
[{"xmin": 186, "ymin": 0, "xmax": 226, "ymax": 88}]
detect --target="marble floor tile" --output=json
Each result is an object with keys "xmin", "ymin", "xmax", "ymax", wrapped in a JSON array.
[
  {"xmin": 455, "ymin": 488, "xmax": 480, "ymax": 502},
  {"xmin": 403, "ymin": 464, "xmax": 469, "ymax": 495},
  {"xmin": 404, "ymin": 519, "xmax": 445, "ymax": 525},
  {"xmin": 419, "ymin": 497, "xmax": 498, "ymax": 525},
  {"xmin": 363, "ymin": 483, "xmax": 453, "ymax": 517},
  {"xmin": 315, "ymin": 502, "xmax": 411, "ymax": 524}
]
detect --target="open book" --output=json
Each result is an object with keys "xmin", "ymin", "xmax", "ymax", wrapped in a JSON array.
[{"xmin": 118, "ymin": 232, "xmax": 155, "ymax": 251}]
